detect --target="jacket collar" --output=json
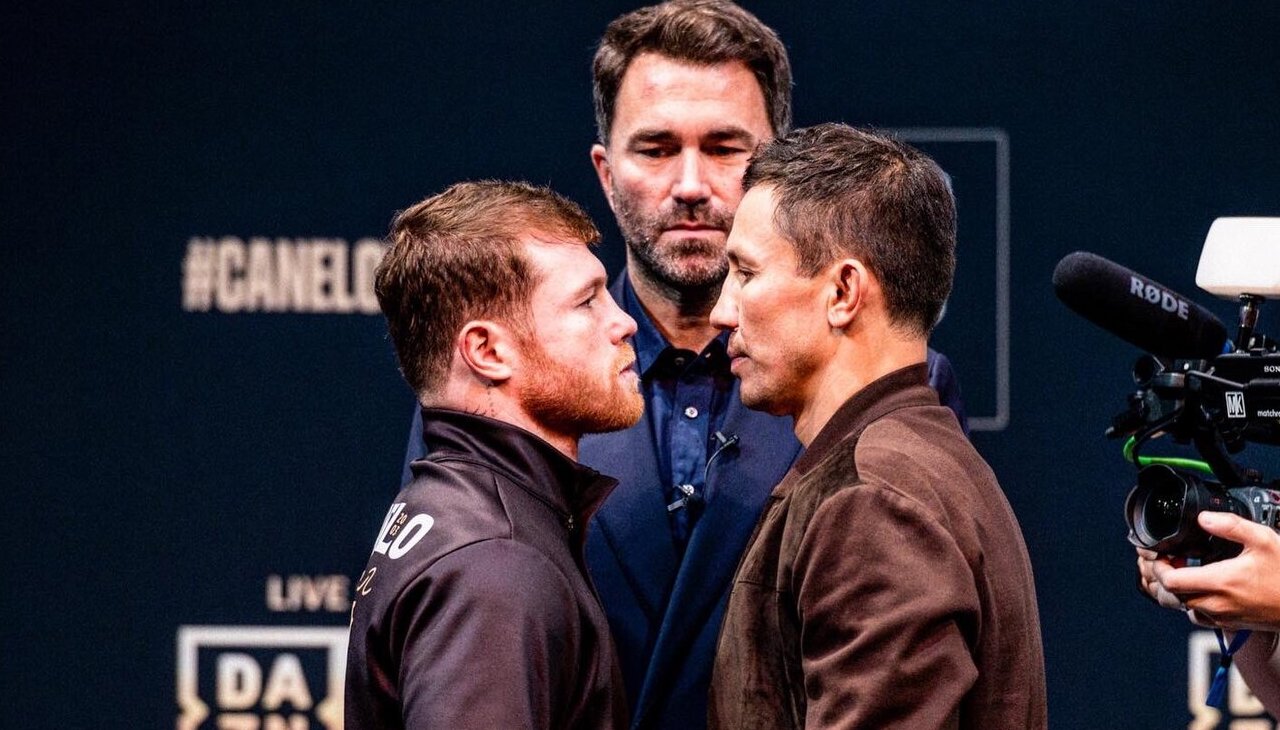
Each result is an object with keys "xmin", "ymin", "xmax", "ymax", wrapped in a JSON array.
[
  {"xmin": 417, "ymin": 407, "xmax": 616, "ymax": 526},
  {"xmin": 791, "ymin": 362, "xmax": 937, "ymax": 477}
]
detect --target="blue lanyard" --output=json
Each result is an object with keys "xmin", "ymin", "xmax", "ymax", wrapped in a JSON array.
[{"xmin": 1206, "ymin": 628, "xmax": 1253, "ymax": 709}]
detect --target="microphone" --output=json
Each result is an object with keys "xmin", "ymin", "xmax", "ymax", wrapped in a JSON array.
[
  {"xmin": 711, "ymin": 431, "xmax": 740, "ymax": 451},
  {"xmin": 667, "ymin": 484, "xmax": 699, "ymax": 513},
  {"xmin": 669, "ymin": 432, "xmax": 741, "ymax": 513},
  {"xmin": 1053, "ymin": 251, "xmax": 1228, "ymax": 359}
]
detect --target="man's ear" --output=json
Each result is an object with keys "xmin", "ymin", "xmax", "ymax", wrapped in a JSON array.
[
  {"xmin": 590, "ymin": 144, "xmax": 616, "ymax": 212},
  {"xmin": 456, "ymin": 320, "xmax": 518, "ymax": 384},
  {"xmin": 827, "ymin": 259, "xmax": 867, "ymax": 329}
]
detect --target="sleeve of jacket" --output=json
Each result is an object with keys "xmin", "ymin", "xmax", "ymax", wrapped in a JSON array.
[
  {"xmin": 792, "ymin": 482, "xmax": 980, "ymax": 730},
  {"xmin": 392, "ymin": 539, "xmax": 581, "ymax": 729},
  {"xmin": 1237, "ymin": 630, "xmax": 1280, "ymax": 717}
]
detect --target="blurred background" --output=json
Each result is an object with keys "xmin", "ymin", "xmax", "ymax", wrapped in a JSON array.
[{"xmin": 4, "ymin": 2, "xmax": 1279, "ymax": 727}]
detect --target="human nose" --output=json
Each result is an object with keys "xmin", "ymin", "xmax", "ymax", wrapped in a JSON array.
[
  {"xmin": 607, "ymin": 296, "xmax": 638, "ymax": 341},
  {"xmin": 709, "ymin": 279, "xmax": 739, "ymax": 332},
  {"xmin": 671, "ymin": 150, "xmax": 711, "ymax": 208}
]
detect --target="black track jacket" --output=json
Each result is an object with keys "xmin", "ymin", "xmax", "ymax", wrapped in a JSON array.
[{"xmin": 346, "ymin": 408, "xmax": 628, "ymax": 730}]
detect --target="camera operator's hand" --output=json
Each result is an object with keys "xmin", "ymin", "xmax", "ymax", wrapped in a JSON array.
[
  {"xmin": 1138, "ymin": 511, "xmax": 1280, "ymax": 631},
  {"xmin": 1136, "ymin": 549, "xmax": 1193, "ymax": 610},
  {"xmin": 1135, "ymin": 547, "xmax": 1223, "ymax": 630}
]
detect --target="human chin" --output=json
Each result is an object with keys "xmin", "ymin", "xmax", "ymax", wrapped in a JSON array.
[
  {"xmin": 600, "ymin": 348, "xmax": 644, "ymax": 431},
  {"xmin": 522, "ymin": 352, "xmax": 642, "ymax": 436},
  {"xmin": 735, "ymin": 370, "xmax": 766, "ymax": 411},
  {"xmin": 604, "ymin": 379, "xmax": 645, "ymax": 432},
  {"xmin": 736, "ymin": 369, "xmax": 789, "ymax": 416},
  {"xmin": 631, "ymin": 234, "xmax": 729, "ymax": 290},
  {"xmin": 568, "ymin": 375, "xmax": 643, "ymax": 434}
]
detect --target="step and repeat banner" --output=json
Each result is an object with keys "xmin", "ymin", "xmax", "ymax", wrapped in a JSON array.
[{"xmin": 5, "ymin": 2, "xmax": 1279, "ymax": 728}]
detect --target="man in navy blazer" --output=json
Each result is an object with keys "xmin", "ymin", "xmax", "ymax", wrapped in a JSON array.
[{"xmin": 403, "ymin": 3, "xmax": 967, "ymax": 727}]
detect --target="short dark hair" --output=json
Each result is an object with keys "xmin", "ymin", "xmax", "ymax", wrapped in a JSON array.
[
  {"xmin": 375, "ymin": 181, "xmax": 600, "ymax": 397},
  {"xmin": 592, "ymin": 0, "xmax": 792, "ymax": 144},
  {"xmin": 743, "ymin": 123, "xmax": 956, "ymax": 336}
]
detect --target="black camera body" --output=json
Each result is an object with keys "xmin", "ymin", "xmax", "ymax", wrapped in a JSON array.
[
  {"xmin": 1114, "ymin": 311, "xmax": 1280, "ymax": 563},
  {"xmin": 1126, "ymin": 463, "xmax": 1280, "ymax": 562},
  {"xmin": 1207, "ymin": 350, "xmax": 1280, "ymax": 447},
  {"xmin": 1054, "ymin": 225, "xmax": 1280, "ymax": 564}
]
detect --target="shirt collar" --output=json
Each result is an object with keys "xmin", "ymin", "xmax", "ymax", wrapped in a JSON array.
[
  {"xmin": 619, "ymin": 273, "xmax": 730, "ymax": 379},
  {"xmin": 619, "ymin": 273, "xmax": 670, "ymax": 376}
]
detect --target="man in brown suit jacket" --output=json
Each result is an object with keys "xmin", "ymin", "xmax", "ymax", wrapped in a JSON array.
[{"xmin": 706, "ymin": 124, "xmax": 1047, "ymax": 729}]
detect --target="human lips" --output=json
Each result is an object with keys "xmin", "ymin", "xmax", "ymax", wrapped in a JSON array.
[
  {"xmin": 660, "ymin": 208, "xmax": 731, "ymax": 235},
  {"xmin": 660, "ymin": 224, "xmax": 725, "ymax": 242},
  {"xmin": 615, "ymin": 345, "xmax": 639, "ymax": 380},
  {"xmin": 726, "ymin": 342, "xmax": 747, "ymax": 371},
  {"xmin": 617, "ymin": 360, "xmax": 640, "ymax": 392},
  {"xmin": 726, "ymin": 333, "xmax": 744, "ymax": 359},
  {"xmin": 665, "ymin": 221, "xmax": 722, "ymax": 232}
]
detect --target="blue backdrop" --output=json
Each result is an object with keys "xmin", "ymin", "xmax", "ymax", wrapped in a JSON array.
[{"xmin": 5, "ymin": 2, "xmax": 1280, "ymax": 728}]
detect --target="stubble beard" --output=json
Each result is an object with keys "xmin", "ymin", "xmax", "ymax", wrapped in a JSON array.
[
  {"xmin": 519, "ymin": 341, "xmax": 644, "ymax": 437},
  {"xmin": 612, "ymin": 188, "xmax": 732, "ymax": 299}
]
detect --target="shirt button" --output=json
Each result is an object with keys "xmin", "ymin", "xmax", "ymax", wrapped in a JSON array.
[
  {"xmin": 684, "ymin": 406, "xmax": 699, "ymax": 419},
  {"xmin": 674, "ymin": 356, "xmax": 687, "ymax": 367}
]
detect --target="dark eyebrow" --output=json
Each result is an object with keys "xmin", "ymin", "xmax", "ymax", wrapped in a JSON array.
[
  {"xmin": 702, "ymin": 128, "xmax": 757, "ymax": 144},
  {"xmin": 628, "ymin": 129, "xmax": 678, "ymax": 146},
  {"xmin": 627, "ymin": 126, "xmax": 759, "ymax": 146}
]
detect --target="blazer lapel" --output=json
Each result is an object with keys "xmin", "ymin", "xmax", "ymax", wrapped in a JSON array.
[
  {"xmin": 581, "ymin": 410, "xmax": 680, "ymax": 624},
  {"xmin": 632, "ymin": 382, "xmax": 801, "ymax": 721}
]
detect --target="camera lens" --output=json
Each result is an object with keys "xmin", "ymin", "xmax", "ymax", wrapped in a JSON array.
[
  {"xmin": 1127, "ymin": 465, "xmax": 1187, "ymax": 547},
  {"xmin": 1125, "ymin": 464, "xmax": 1249, "ymax": 562},
  {"xmin": 1141, "ymin": 483, "xmax": 1184, "ymax": 541}
]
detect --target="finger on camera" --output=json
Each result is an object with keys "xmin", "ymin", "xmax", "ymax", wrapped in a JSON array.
[{"xmin": 1198, "ymin": 511, "xmax": 1271, "ymax": 544}]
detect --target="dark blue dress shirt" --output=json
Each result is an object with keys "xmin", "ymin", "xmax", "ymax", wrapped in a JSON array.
[{"xmin": 620, "ymin": 276, "xmax": 735, "ymax": 551}]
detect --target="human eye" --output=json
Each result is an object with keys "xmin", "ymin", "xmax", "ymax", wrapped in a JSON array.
[
  {"xmin": 707, "ymin": 144, "xmax": 748, "ymax": 157},
  {"xmin": 635, "ymin": 145, "xmax": 674, "ymax": 159},
  {"xmin": 577, "ymin": 289, "xmax": 602, "ymax": 309}
]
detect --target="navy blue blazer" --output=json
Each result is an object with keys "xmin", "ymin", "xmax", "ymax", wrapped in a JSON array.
[
  {"xmin": 399, "ymin": 280, "xmax": 967, "ymax": 730},
  {"xmin": 579, "ymin": 372, "xmax": 799, "ymax": 730}
]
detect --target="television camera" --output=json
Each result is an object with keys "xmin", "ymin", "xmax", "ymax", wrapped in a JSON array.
[{"xmin": 1054, "ymin": 218, "xmax": 1280, "ymax": 563}]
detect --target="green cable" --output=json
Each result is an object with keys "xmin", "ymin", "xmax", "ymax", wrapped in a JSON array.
[{"xmin": 1122, "ymin": 436, "xmax": 1215, "ymax": 475}]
